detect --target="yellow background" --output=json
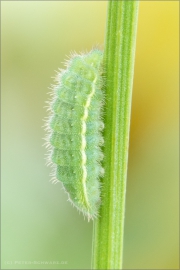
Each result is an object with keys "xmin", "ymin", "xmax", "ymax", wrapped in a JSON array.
[{"xmin": 1, "ymin": 1, "xmax": 179, "ymax": 269}]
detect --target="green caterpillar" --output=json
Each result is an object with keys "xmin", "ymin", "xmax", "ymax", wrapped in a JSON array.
[{"xmin": 45, "ymin": 49, "xmax": 104, "ymax": 220}]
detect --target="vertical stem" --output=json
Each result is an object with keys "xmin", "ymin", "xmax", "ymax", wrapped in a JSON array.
[{"xmin": 92, "ymin": 1, "xmax": 139, "ymax": 269}]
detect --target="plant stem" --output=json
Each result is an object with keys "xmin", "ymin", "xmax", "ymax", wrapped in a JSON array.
[{"xmin": 92, "ymin": 1, "xmax": 139, "ymax": 269}]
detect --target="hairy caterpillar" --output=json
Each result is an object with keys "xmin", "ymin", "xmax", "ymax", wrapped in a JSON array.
[{"xmin": 44, "ymin": 49, "xmax": 104, "ymax": 220}]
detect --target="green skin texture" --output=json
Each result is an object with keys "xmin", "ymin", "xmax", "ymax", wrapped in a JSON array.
[{"xmin": 49, "ymin": 50, "xmax": 104, "ymax": 219}]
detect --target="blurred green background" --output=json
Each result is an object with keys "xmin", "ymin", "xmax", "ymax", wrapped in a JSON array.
[{"xmin": 1, "ymin": 1, "xmax": 179, "ymax": 269}]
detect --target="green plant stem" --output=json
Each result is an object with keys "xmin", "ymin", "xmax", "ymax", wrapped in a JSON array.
[{"xmin": 92, "ymin": 1, "xmax": 139, "ymax": 269}]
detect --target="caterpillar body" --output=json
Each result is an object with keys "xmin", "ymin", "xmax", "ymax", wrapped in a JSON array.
[{"xmin": 45, "ymin": 49, "xmax": 104, "ymax": 220}]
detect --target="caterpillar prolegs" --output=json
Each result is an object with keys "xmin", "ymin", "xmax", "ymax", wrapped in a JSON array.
[{"xmin": 45, "ymin": 49, "xmax": 104, "ymax": 220}]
